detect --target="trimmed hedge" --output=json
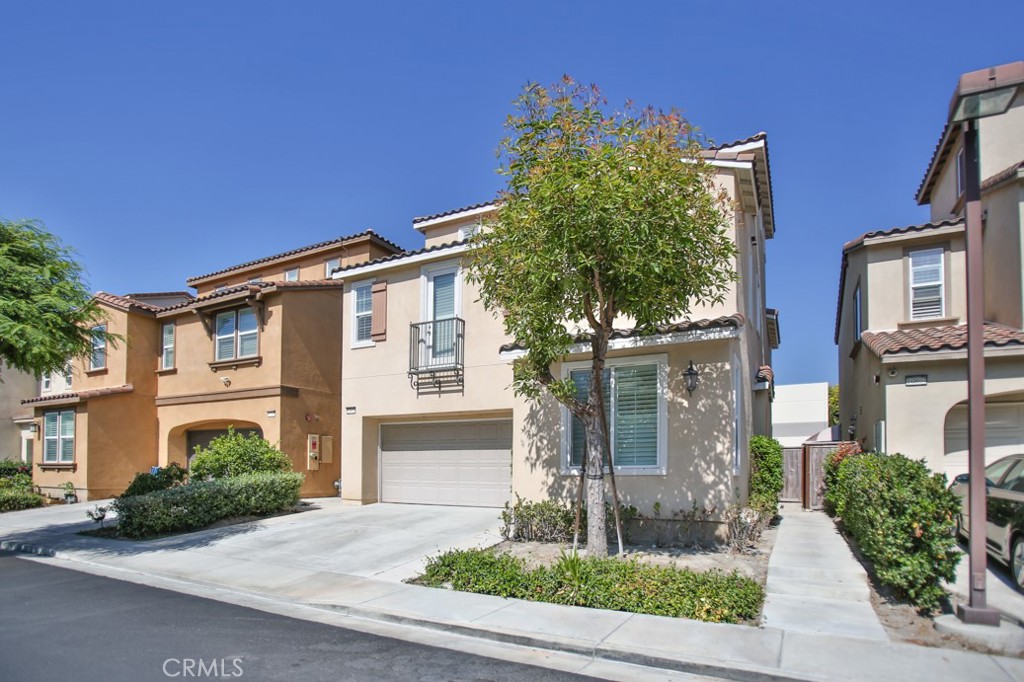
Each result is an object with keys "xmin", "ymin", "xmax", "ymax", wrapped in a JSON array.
[
  {"xmin": 112, "ymin": 472, "xmax": 303, "ymax": 538},
  {"xmin": 824, "ymin": 451, "xmax": 960, "ymax": 609},
  {"xmin": 189, "ymin": 428, "xmax": 292, "ymax": 480},
  {"xmin": 749, "ymin": 435, "xmax": 783, "ymax": 517},
  {"xmin": 121, "ymin": 462, "xmax": 187, "ymax": 498},
  {"xmin": 0, "ymin": 489, "xmax": 45, "ymax": 512},
  {"xmin": 421, "ymin": 548, "xmax": 763, "ymax": 624},
  {"xmin": 0, "ymin": 459, "xmax": 31, "ymax": 479}
]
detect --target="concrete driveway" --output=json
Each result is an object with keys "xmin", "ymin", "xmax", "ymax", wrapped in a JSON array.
[{"xmin": 0, "ymin": 498, "xmax": 503, "ymax": 584}]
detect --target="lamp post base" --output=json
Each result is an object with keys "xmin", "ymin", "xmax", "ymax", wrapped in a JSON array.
[{"xmin": 957, "ymin": 603, "xmax": 1002, "ymax": 626}]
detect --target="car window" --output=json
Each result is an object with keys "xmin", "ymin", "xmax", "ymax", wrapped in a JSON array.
[
  {"xmin": 1001, "ymin": 463, "xmax": 1024, "ymax": 492},
  {"xmin": 985, "ymin": 458, "xmax": 1020, "ymax": 486}
]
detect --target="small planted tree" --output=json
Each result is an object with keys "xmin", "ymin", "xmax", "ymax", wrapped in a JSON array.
[{"xmin": 470, "ymin": 77, "xmax": 736, "ymax": 556}]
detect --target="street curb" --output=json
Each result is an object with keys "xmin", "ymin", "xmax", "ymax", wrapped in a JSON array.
[{"xmin": 1, "ymin": 538, "xmax": 819, "ymax": 682}]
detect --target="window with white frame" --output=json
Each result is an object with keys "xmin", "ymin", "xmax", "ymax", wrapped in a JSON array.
[
  {"xmin": 909, "ymin": 248, "xmax": 944, "ymax": 320},
  {"xmin": 563, "ymin": 355, "xmax": 667, "ymax": 473},
  {"xmin": 458, "ymin": 223, "xmax": 481, "ymax": 241},
  {"xmin": 41, "ymin": 373, "xmax": 51, "ymax": 392},
  {"xmin": 90, "ymin": 325, "xmax": 107, "ymax": 370},
  {"xmin": 351, "ymin": 280, "xmax": 374, "ymax": 347},
  {"xmin": 161, "ymin": 322, "xmax": 175, "ymax": 369},
  {"xmin": 43, "ymin": 410, "xmax": 75, "ymax": 463},
  {"xmin": 324, "ymin": 258, "xmax": 341, "ymax": 278},
  {"xmin": 214, "ymin": 308, "xmax": 258, "ymax": 361},
  {"xmin": 853, "ymin": 283, "xmax": 862, "ymax": 341},
  {"xmin": 63, "ymin": 364, "xmax": 72, "ymax": 387},
  {"xmin": 284, "ymin": 268, "xmax": 299, "ymax": 282}
]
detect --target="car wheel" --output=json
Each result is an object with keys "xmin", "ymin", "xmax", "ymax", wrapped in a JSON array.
[{"xmin": 1013, "ymin": 536, "xmax": 1024, "ymax": 594}]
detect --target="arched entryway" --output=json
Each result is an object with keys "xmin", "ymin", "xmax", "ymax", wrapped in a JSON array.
[{"xmin": 167, "ymin": 419, "xmax": 263, "ymax": 468}]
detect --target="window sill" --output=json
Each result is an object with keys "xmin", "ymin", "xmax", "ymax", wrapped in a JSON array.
[
  {"xmin": 898, "ymin": 316, "xmax": 959, "ymax": 330},
  {"xmin": 37, "ymin": 462, "xmax": 76, "ymax": 472},
  {"xmin": 350, "ymin": 341, "xmax": 375, "ymax": 350},
  {"xmin": 563, "ymin": 467, "xmax": 666, "ymax": 477},
  {"xmin": 85, "ymin": 368, "xmax": 108, "ymax": 377},
  {"xmin": 208, "ymin": 356, "xmax": 262, "ymax": 372}
]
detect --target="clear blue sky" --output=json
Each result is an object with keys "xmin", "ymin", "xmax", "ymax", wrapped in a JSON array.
[{"xmin": 2, "ymin": 2, "xmax": 1021, "ymax": 385}]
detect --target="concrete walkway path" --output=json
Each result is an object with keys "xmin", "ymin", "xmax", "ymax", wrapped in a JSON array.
[
  {"xmin": 3, "ymin": 500, "xmax": 1022, "ymax": 681},
  {"xmin": 762, "ymin": 504, "xmax": 888, "ymax": 641}
]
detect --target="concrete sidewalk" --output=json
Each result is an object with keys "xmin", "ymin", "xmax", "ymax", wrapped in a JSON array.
[
  {"xmin": 763, "ymin": 504, "xmax": 887, "ymax": 640},
  {"xmin": 2, "ymin": 502, "xmax": 1023, "ymax": 682}
]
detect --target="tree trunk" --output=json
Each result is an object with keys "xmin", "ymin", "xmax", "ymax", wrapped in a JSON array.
[{"xmin": 584, "ymin": 409, "xmax": 608, "ymax": 556}]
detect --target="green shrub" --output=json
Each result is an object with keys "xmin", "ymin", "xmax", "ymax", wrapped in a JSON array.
[
  {"xmin": 500, "ymin": 495, "xmax": 640, "ymax": 544},
  {"xmin": 0, "ymin": 488, "xmax": 45, "ymax": 512},
  {"xmin": 824, "ymin": 451, "xmax": 960, "ymax": 609},
  {"xmin": 420, "ymin": 548, "xmax": 763, "ymax": 624},
  {"xmin": 749, "ymin": 435, "xmax": 783, "ymax": 517},
  {"xmin": 121, "ymin": 462, "xmax": 188, "ymax": 498},
  {"xmin": 823, "ymin": 441, "xmax": 862, "ymax": 515},
  {"xmin": 112, "ymin": 471, "xmax": 304, "ymax": 538},
  {"xmin": 0, "ymin": 472, "xmax": 34, "ymax": 492},
  {"xmin": 189, "ymin": 428, "xmax": 292, "ymax": 480},
  {"xmin": 0, "ymin": 459, "xmax": 31, "ymax": 479}
]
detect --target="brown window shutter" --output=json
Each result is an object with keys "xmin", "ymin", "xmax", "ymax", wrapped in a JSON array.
[{"xmin": 371, "ymin": 281, "xmax": 387, "ymax": 341}]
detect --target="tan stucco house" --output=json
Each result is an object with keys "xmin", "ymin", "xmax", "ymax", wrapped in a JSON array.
[
  {"xmin": 335, "ymin": 133, "xmax": 780, "ymax": 523},
  {"xmin": 836, "ymin": 68, "xmax": 1024, "ymax": 479},
  {"xmin": 20, "ymin": 230, "xmax": 402, "ymax": 500}
]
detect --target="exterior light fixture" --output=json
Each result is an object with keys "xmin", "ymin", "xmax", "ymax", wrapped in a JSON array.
[
  {"xmin": 683, "ymin": 361, "xmax": 700, "ymax": 395},
  {"xmin": 220, "ymin": 376, "xmax": 231, "ymax": 387},
  {"xmin": 28, "ymin": 422, "xmax": 39, "ymax": 434},
  {"xmin": 948, "ymin": 61, "xmax": 1024, "ymax": 629}
]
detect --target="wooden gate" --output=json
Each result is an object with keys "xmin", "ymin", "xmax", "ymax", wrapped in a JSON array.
[
  {"xmin": 781, "ymin": 447, "xmax": 803, "ymax": 502},
  {"xmin": 802, "ymin": 441, "xmax": 853, "ymax": 510}
]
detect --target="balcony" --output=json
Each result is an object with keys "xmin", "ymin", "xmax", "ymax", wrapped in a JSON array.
[{"xmin": 408, "ymin": 317, "xmax": 465, "ymax": 394}]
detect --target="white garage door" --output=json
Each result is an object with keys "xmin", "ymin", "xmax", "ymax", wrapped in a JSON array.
[
  {"xmin": 944, "ymin": 402, "xmax": 1024, "ymax": 478},
  {"xmin": 380, "ymin": 420, "xmax": 512, "ymax": 507}
]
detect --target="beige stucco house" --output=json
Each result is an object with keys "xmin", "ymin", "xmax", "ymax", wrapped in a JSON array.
[
  {"xmin": 335, "ymin": 134, "xmax": 779, "ymax": 523},
  {"xmin": 836, "ymin": 68, "xmax": 1024, "ymax": 479},
  {"xmin": 1, "ymin": 361, "xmax": 39, "ymax": 463}
]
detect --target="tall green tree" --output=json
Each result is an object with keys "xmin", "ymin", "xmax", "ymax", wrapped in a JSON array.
[
  {"xmin": 0, "ymin": 219, "xmax": 113, "ymax": 378},
  {"xmin": 469, "ymin": 78, "xmax": 737, "ymax": 556},
  {"xmin": 828, "ymin": 385, "xmax": 840, "ymax": 426}
]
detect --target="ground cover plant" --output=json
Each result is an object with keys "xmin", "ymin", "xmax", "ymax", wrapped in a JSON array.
[
  {"xmin": 419, "ymin": 548, "xmax": 763, "ymax": 624},
  {"xmin": 824, "ymin": 450, "xmax": 960, "ymax": 609}
]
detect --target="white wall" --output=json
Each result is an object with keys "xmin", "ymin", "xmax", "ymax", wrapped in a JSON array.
[{"xmin": 772, "ymin": 382, "xmax": 829, "ymax": 447}]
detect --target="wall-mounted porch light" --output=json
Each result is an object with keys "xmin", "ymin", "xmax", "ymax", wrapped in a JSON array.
[{"xmin": 683, "ymin": 361, "xmax": 700, "ymax": 395}]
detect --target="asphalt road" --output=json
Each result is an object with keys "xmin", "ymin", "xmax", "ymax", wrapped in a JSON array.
[{"xmin": 0, "ymin": 551, "xmax": 599, "ymax": 682}]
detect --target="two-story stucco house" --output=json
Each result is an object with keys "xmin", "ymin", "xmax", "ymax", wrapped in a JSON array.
[
  {"xmin": 836, "ymin": 63, "xmax": 1024, "ymax": 479},
  {"xmin": 335, "ymin": 134, "xmax": 779, "ymax": 527},
  {"xmin": 20, "ymin": 230, "xmax": 402, "ymax": 501}
]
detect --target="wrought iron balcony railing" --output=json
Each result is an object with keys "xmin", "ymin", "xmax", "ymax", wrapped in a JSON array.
[{"xmin": 408, "ymin": 317, "xmax": 465, "ymax": 392}]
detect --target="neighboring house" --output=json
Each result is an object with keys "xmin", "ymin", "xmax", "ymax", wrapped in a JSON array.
[
  {"xmin": 772, "ymin": 383, "xmax": 829, "ymax": 448},
  {"xmin": 19, "ymin": 230, "xmax": 402, "ymax": 500},
  {"xmin": 0, "ymin": 361, "xmax": 38, "ymax": 462},
  {"xmin": 335, "ymin": 133, "xmax": 779, "ymax": 525},
  {"xmin": 836, "ymin": 63, "xmax": 1024, "ymax": 479},
  {"xmin": 21, "ymin": 292, "xmax": 187, "ymax": 500}
]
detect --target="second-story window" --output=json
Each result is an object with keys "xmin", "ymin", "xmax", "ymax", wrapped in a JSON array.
[
  {"xmin": 64, "ymin": 364, "xmax": 73, "ymax": 388},
  {"xmin": 161, "ymin": 322, "xmax": 176, "ymax": 369},
  {"xmin": 325, "ymin": 258, "xmax": 341, "ymax": 278},
  {"xmin": 285, "ymin": 268, "xmax": 299, "ymax": 282},
  {"xmin": 42, "ymin": 373, "xmax": 51, "ymax": 392},
  {"xmin": 215, "ymin": 308, "xmax": 258, "ymax": 361},
  {"xmin": 352, "ymin": 281, "xmax": 374, "ymax": 347},
  {"xmin": 90, "ymin": 325, "xmax": 107, "ymax": 370},
  {"xmin": 909, "ymin": 248, "xmax": 944, "ymax": 320}
]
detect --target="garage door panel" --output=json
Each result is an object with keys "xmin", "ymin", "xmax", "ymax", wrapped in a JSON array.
[
  {"xmin": 381, "ymin": 421, "xmax": 512, "ymax": 507},
  {"xmin": 945, "ymin": 403, "xmax": 1024, "ymax": 477}
]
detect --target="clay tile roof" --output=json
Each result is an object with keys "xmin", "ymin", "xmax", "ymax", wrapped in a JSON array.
[
  {"xmin": 706, "ymin": 131, "xmax": 767, "ymax": 152},
  {"xmin": 413, "ymin": 201, "xmax": 497, "ymax": 225},
  {"xmin": 861, "ymin": 324, "xmax": 1024, "ymax": 357},
  {"xmin": 756, "ymin": 365, "xmax": 774, "ymax": 383},
  {"xmin": 915, "ymin": 122, "xmax": 956, "ymax": 205},
  {"xmin": 124, "ymin": 291, "xmax": 194, "ymax": 300},
  {"xmin": 498, "ymin": 315, "xmax": 745, "ymax": 354},
  {"xmin": 93, "ymin": 292, "xmax": 163, "ymax": 314},
  {"xmin": 841, "ymin": 218, "xmax": 964, "ymax": 253},
  {"xmin": 157, "ymin": 279, "xmax": 345, "ymax": 314},
  {"xmin": 982, "ymin": 159, "xmax": 1024, "ymax": 192},
  {"xmin": 185, "ymin": 230, "xmax": 403, "ymax": 285},
  {"xmin": 22, "ymin": 384, "xmax": 134, "ymax": 406},
  {"xmin": 333, "ymin": 239, "xmax": 466, "ymax": 275}
]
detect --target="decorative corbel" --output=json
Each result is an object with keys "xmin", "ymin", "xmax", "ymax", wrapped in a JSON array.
[{"xmin": 193, "ymin": 309, "xmax": 214, "ymax": 338}]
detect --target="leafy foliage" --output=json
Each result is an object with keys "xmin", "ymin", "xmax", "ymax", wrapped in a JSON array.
[
  {"xmin": 0, "ymin": 489, "xmax": 45, "ymax": 512},
  {"xmin": 468, "ymin": 77, "xmax": 736, "ymax": 556},
  {"xmin": 420, "ymin": 548, "xmax": 763, "ymax": 624},
  {"xmin": 749, "ymin": 435, "xmax": 783, "ymax": 518},
  {"xmin": 0, "ymin": 472, "xmax": 34, "ymax": 492},
  {"xmin": 0, "ymin": 459, "xmax": 31, "ymax": 479},
  {"xmin": 189, "ymin": 428, "xmax": 291, "ymax": 480},
  {"xmin": 500, "ymin": 496, "xmax": 639, "ymax": 544},
  {"xmin": 112, "ymin": 472, "xmax": 303, "ymax": 539},
  {"xmin": 121, "ymin": 462, "xmax": 188, "ymax": 498},
  {"xmin": 824, "ymin": 451, "xmax": 960, "ymax": 609},
  {"xmin": 0, "ymin": 219, "xmax": 116, "ymax": 376},
  {"xmin": 828, "ymin": 384, "xmax": 840, "ymax": 426}
]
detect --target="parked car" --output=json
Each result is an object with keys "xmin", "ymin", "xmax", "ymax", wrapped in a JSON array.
[{"xmin": 950, "ymin": 454, "xmax": 1024, "ymax": 592}]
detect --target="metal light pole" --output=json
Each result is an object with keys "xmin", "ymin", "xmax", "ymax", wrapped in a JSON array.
[{"xmin": 946, "ymin": 61, "xmax": 1024, "ymax": 627}]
